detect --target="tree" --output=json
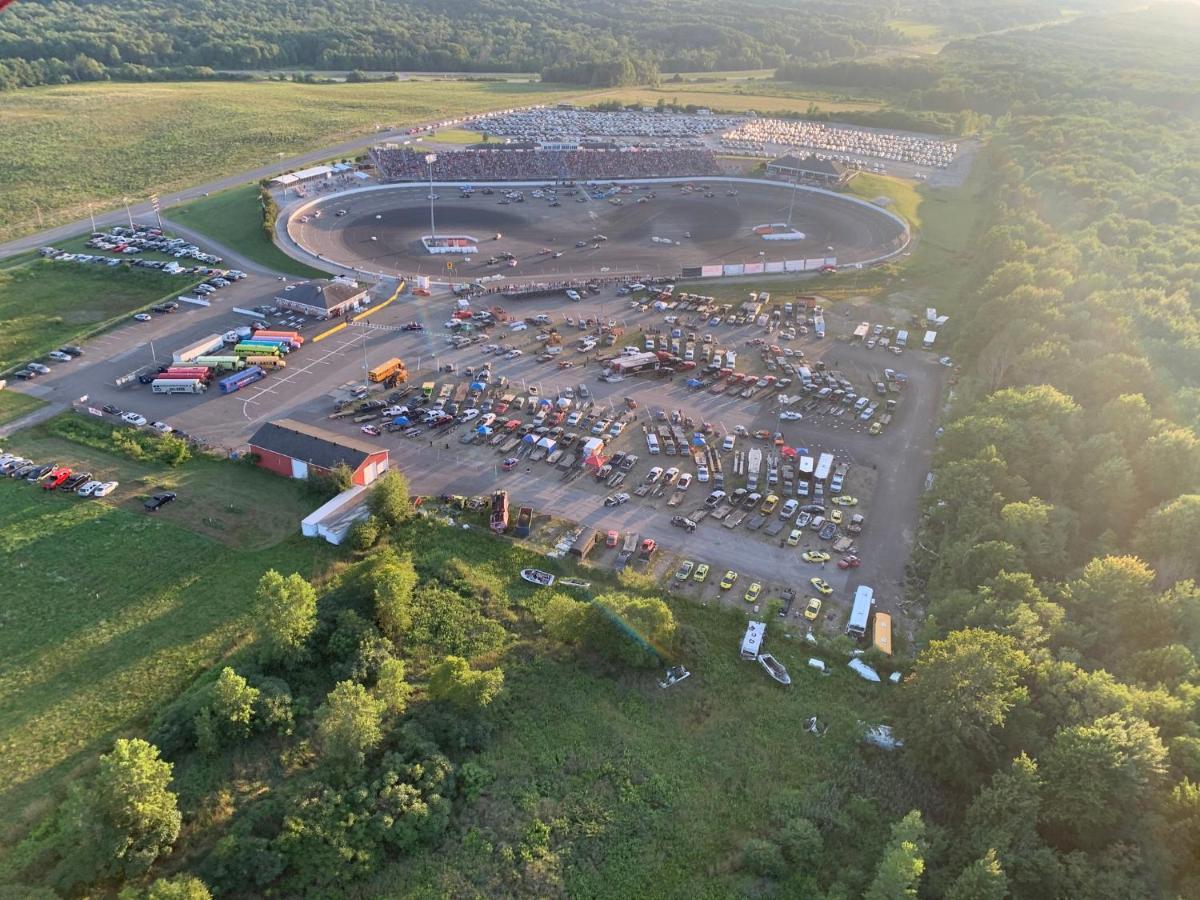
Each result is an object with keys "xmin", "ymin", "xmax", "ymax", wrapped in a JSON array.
[
  {"xmin": 60, "ymin": 739, "xmax": 181, "ymax": 883},
  {"xmin": 316, "ymin": 680, "xmax": 383, "ymax": 767},
  {"xmin": 374, "ymin": 657, "xmax": 412, "ymax": 715},
  {"xmin": 779, "ymin": 817, "xmax": 823, "ymax": 868},
  {"xmin": 346, "ymin": 515, "xmax": 380, "ymax": 552},
  {"xmin": 1041, "ymin": 713, "xmax": 1167, "ymax": 844},
  {"xmin": 373, "ymin": 550, "xmax": 418, "ymax": 642},
  {"xmin": 428, "ymin": 656, "xmax": 504, "ymax": 713},
  {"xmin": 582, "ymin": 592, "xmax": 676, "ymax": 668},
  {"xmin": 256, "ymin": 570, "xmax": 318, "ymax": 664},
  {"xmin": 119, "ymin": 875, "xmax": 213, "ymax": 899},
  {"xmin": 1136, "ymin": 426, "xmax": 1200, "ymax": 503},
  {"xmin": 1134, "ymin": 495, "xmax": 1200, "ymax": 584},
  {"xmin": 999, "ymin": 498, "xmax": 1069, "ymax": 577},
  {"xmin": 741, "ymin": 838, "xmax": 786, "ymax": 878},
  {"xmin": 864, "ymin": 811, "xmax": 926, "ymax": 900},
  {"xmin": 897, "ymin": 629, "xmax": 1031, "ymax": 789},
  {"xmin": 210, "ymin": 667, "xmax": 258, "ymax": 738},
  {"xmin": 540, "ymin": 593, "xmax": 589, "ymax": 643},
  {"xmin": 367, "ymin": 470, "xmax": 413, "ymax": 526},
  {"xmin": 946, "ymin": 850, "xmax": 1008, "ymax": 900}
]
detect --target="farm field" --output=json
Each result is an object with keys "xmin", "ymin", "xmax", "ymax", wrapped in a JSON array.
[
  {"xmin": 0, "ymin": 475, "xmax": 335, "ymax": 848},
  {"xmin": 0, "ymin": 80, "xmax": 576, "ymax": 243},
  {"xmin": 0, "ymin": 259, "xmax": 194, "ymax": 372},
  {"xmin": 168, "ymin": 184, "xmax": 329, "ymax": 278}
]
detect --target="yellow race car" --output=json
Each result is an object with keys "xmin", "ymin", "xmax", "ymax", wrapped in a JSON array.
[
  {"xmin": 744, "ymin": 582, "xmax": 762, "ymax": 603},
  {"xmin": 810, "ymin": 577, "xmax": 833, "ymax": 595},
  {"xmin": 693, "ymin": 563, "xmax": 710, "ymax": 582},
  {"xmin": 802, "ymin": 550, "xmax": 831, "ymax": 563},
  {"xmin": 804, "ymin": 597, "xmax": 823, "ymax": 621},
  {"xmin": 720, "ymin": 570, "xmax": 739, "ymax": 590}
]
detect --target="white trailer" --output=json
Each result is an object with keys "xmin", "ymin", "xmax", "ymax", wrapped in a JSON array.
[
  {"xmin": 814, "ymin": 452, "xmax": 834, "ymax": 482},
  {"xmin": 151, "ymin": 378, "xmax": 206, "ymax": 394},
  {"xmin": 173, "ymin": 333, "xmax": 225, "ymax": 364},
  {"xmin": 741, "ymin": 620, "xmax": 766, "ymax": 660},
  {"xmin": 922, "ymin": 330, "xmax": 937, "ymax": 349},
  {"xmin": 896, "ymin": 329, "xmax": 908, "ymax": 348},
  {"xmin": 846, "ymin": 585, "xmax": 875, "ymax": 639}
]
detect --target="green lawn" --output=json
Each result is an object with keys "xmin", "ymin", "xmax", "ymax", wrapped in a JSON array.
[
  {"xmin": 168, "ymin": 184, "xmax": 329, "ymax": 278},
  {"xmin": 0, "ymin": 391, "xmax": 45, "ymax": 427},
  {"xmin": 0, "ymin": 259, "xmax": 196, "ymax": 372},
  {"xmin": 429, "ymin": 127, "xmax": 485, "ymax": 144},
  {"xmin": 0, "ymin": 80, "xmax": 577, "ymax": 243},
  {"xmin": 0, "ymin": 478, "xmax": 336, "ymax": 847},
  {"xmin": 848, "ymin": 173, "xmax": 924, "ymax": 229}
]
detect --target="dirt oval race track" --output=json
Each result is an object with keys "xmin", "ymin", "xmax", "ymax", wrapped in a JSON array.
[{"xmin": 288, "ymin": 179, "xmax": 908, "ymax": 280}]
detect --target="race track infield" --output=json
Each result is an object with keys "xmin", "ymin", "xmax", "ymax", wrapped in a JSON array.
[{"xmin": 288, "ymin": 179, "xmax": 907, "ymax": 280}]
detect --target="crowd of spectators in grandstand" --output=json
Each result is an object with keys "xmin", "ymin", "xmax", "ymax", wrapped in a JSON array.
[
  {"xmin": 466, "ymin": 108, "xmax": 742, "ymax": 141},
  {"xmin": 721, "ymin": 119, "xmax": 957, "ymax": 168},
  {"xmin": 371, "ymin": 147, "xmax": 722, "ymax": 182}
]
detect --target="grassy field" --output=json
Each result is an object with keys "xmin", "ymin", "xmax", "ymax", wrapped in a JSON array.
[
  {"xmin": 0, "ymin": 473, "xmax": 336, "ymax": 847},
  {"xmin": 848, "ymin": 173, "xmax": 924, "ymax": 229},
  {"xmin": 0, "ymin": 259, "xmax": 195, "ymax": 372},
  {"xmin": 168, "ymin": 185, "xmax": 329, "ymax": 277},
  {"xmin": 429, "ymin": 127, "xmax": 486, "ymax": 144},
  {"xmin": 0, "ymin": 80, "xmax": 575, "ymax": 243},
  {"xmin": 887, "ymin": 18, "xmax": 944, "ymax": 41},
  {"xmin": 6, "ymin": 414, "xmax": 322, "ymax": 549},
  {"xmin": 583, "ymin": 84, "xmax": 883, "ymax": 115},
  {"xmin": 0, "ymin": 391, "xmax": 45, "ymax": 427}
]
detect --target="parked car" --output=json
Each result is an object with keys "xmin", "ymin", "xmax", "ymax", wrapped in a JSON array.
[
  {"xmin": 121, "ymin": 412, "xmax": 147, "ymax": 426},
  {"xmin": 144, "ymin": 491, "xmax": 177, "ymax": 511}
]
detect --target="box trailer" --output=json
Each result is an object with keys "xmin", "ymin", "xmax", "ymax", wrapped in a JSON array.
[
  {"xmin": 922, "ymin": 330, "xmax": 937, "ymax": 349},
  {"xmin": 172, "ymin": 333, "xmax": 225, "ymax": 364}
]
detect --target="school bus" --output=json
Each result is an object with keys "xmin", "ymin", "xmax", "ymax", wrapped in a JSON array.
[
  {"xmin": 368, "ymin": 357, "xmax": 408, "ymax": 383},
  {"xmin": 872, "ymin": 612, "xmax": 893, "ymax": 657},
  {"xmin": 246, "ymin": 355, "xmax": 287, "ymax": 369}
]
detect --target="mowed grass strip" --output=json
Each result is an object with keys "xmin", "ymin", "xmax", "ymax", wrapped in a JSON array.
[
  {"xmin": 0, "ymin": 482, "xmax": 336, "ymax": 831},
  {"xmin": 0, "ymin": 391, "xmax": 45, "ymax": 427},
  {"xmin": 0, "ymin": 259, "xmax": 193, "ymax": 371},
  {"xmin": 581, "ymin": 85, "xmax": 884, "ymax": 114},
  {"xmin": 0, "ymin": 80, "xmax": 576, "ymax": 242},
  {"xmin": 169, "ymin": 184, "xmax": 329, "ymax": 278}
]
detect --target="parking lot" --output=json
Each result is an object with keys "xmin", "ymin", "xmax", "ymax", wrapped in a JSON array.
[{"xmin": 11, "ymin": 271, "xmax": 946, "ymax": 634}]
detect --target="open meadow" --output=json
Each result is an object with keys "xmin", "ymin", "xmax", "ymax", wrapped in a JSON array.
[
  {"xmin": 168, "ymin": 184, "xmax": 329, "ymax": 278},
  {"xmin": 583, "ymin": 84, "xmax": 884, "ymax": 115},
  {"xmin": 0, "ymin": 419, "xmax": 337, "ymax": 852},
  {"xmin": 0, "ymin": 259, "xmax": 195, "ymax": 372},
  {"xmin": 0, "ymin": 80, "xmax": 575, "ymax": 242}
]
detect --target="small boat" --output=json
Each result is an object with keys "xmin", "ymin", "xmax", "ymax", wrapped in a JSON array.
[
  {"xmin": 520, "ymin": 568, "xmax": 556, "ymax": 587},
  {"xmin": 658, "ymin": 665, "xmax": 691, "ymax": 689},
  {"xmin": 558, "ymin": 577, "xmax": 591, "ymax": 590},
  {"xmin": 758, "ymin": 653, "xmax": 791, "ymax": 685}
]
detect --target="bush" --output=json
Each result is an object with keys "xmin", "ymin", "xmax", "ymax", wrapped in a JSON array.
[
  {"xmin": 347, "ymin": 515, "xmax": 381, "ymax": 552},
  {"xmin": 47, "ymin": 414, "xmax": 191, "ymax": 466},
  {"xmin": 741, "ymin": 838, "xmax": 787, "ymax": 878}
]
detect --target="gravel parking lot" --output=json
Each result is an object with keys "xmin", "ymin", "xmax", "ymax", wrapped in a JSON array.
[{"xmin": 15, "ymin": 273, "xmax": 945, "ymax": 636}]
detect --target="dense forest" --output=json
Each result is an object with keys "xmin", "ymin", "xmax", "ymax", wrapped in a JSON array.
[{"xmin": 0, "ymin": 0, "xmax": 1091, "ymax": 90}]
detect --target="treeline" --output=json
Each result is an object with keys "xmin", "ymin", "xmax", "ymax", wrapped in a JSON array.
[
  {"xmin": 884, "ymin": 7, "xmax": 1200, "ymax": 897},
  {"xmin": 0, "ymin": 0, "xmax": 1083, "ymax": 91},
  {"xmin": 541, "ymin": 57, "xmax": 661, "ymax": 88}
]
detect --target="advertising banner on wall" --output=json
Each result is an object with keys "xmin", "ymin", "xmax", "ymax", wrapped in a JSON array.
[
  {"xmin": 723, "ymin": 264, "xmax": 745, "ymax": 276},
  {"xmin": 784, "ymin": 259, "xmax": 806, "ymax": 272},
  {"xmin": 700, "ymin": 265, "xmax": 724, "ymax": 278},
  {"xmin": 765, "ymin": 261, "xmax": 785, "ymax": 273},
  {"xmin": 680, "ymin": 266, "xmax": 703, "ymax": 278},
  {"xmin": 743, "ymin": 262, "xmax": 765, "ymax": 275}
]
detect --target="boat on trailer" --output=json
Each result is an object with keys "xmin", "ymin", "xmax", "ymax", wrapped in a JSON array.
[{"xmin": 758, "ymin": 653, "xmax": 791, "ymax": 685}]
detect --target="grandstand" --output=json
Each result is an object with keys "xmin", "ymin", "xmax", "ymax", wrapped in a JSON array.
[{"xmin": 370, "ymin": 146, "xmax": 722, "ymax": 183}]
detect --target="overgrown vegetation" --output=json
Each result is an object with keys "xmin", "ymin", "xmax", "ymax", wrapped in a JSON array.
[{"xmin": 46, "ymin": 415, "xmax": 192, "ymax": 467}]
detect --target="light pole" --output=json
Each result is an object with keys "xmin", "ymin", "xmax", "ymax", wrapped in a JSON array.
[
  {"xmin": 123, "ymin": 198, "xmax": 134, "ymax": 229},
  {"xmin": 425, "ymin": 153, "xmax": 437, "ymax": 239}
]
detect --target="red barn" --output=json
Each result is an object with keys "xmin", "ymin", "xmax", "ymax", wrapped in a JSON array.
[{"xmin": 248, "ymin": 418, "xmax": 389, "ymax": 486}]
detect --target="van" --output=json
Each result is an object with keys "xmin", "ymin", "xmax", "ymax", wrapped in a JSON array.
[{"xmin": 646, "ymin": 433, "xmax": 661, "ymax": 455}]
